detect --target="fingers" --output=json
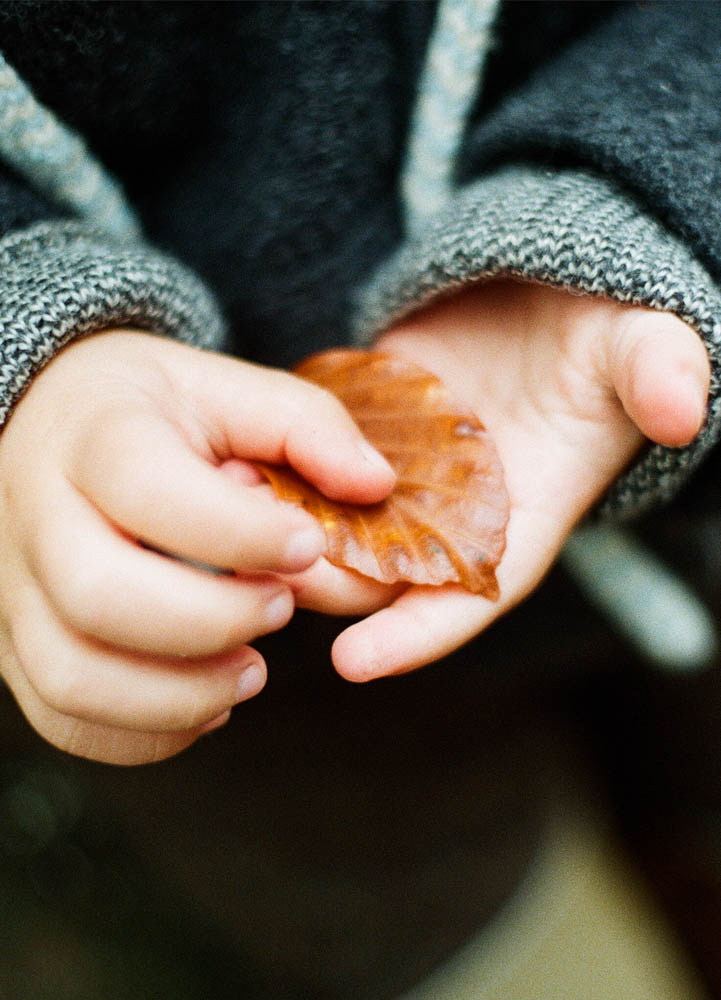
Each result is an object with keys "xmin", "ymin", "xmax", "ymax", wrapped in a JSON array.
[
  {"xmin": 27, "ymin": 485, "xmax": 294, "ymax": 657},
  {"xmin": 0, "ymin": 328, "xmax": 398, "ymax": 766},
  {"xmin": 3, "ymin": 469, "xmax": 281, "ymax": 765},
  {"xmin": 70, "ymin": 408, "xmax": 327, "ymax": 574},
  {"xmin": 331, "ymin": 508, "xmax": 560, "ymax": 682},
  {"xmin": 605, "ymin": 308, "xmax": 710, "ymax": 447},
  {"xmin": 331, "ymin": 586, "xmax": 488, "ymax": 681},
  {"xmin": 8, "ymin": 580, "xmax": 267, "ymax": 735},
  {"xmin": 170, "ymin": 349, "xmax": 396, "ymax": 503},
  {"xmin": 285, "ymin": 556, "xmax": 404, "ymax": 616},
  {"xmin": 0, "ymin": 584, "xmax": 263, "ymax": 766},
  {"xmin": 1, "ymin": 655, "xmax": 233, "ymax": 766}
]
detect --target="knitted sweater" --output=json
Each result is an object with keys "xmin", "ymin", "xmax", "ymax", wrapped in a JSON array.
[{"xmin": 0, "ymin": 0, "xmax": 719, "ymax": 521}]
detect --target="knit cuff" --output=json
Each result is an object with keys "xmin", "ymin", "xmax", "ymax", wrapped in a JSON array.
[
  {"xmin": 0, "ymin": 220, "xmax": 227, "ymax": 428},
  {"xmin": 354, "ymin": 166, "xmax": 721, "ymax": 520}
]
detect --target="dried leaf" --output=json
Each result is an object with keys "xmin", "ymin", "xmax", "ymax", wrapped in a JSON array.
[{"xmin": 259, "ymin": 349, "xmax": 509, "ymax": 598}]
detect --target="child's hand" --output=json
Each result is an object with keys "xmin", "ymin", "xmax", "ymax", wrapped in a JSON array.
[
  {"xmin": 291, "ymin": 281, "xmax": 710, "ymax": 681},
  {"xmin": 0, "ymin": 330, "xmax": 395, "ymax": 764}
]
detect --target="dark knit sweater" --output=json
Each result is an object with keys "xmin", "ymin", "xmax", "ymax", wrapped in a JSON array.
[{"xmin": 0, "ymin": 1, "xmax": 719, "ymax": 520}]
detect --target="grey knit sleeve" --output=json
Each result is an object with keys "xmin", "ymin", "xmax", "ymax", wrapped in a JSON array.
[
  {"xmin": 353, "ymin": 166, "xmax": 721, "ymax": 521},
  {"xmin": 0, "ymin": 219, "xmax": 227, "ymax": 428}
]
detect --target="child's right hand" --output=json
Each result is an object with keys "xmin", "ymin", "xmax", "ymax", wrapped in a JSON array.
[{"xmin": 0, "ymin": 330, "xmax": 395, "ymax": 764}]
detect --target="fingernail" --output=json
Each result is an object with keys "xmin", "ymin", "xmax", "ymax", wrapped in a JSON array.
[
  {"xmin": 284, "ymin": 522, "xmax": 326, "ymax": 568},
  {"xmin": 357, "ymin": 437, "xmax": 394, "ymax": 476},
  {"xmin": 235, "ymin": 660, "xmax": 266, "ymax": 702}
]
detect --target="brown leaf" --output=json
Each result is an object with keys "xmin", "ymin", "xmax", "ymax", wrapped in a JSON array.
[{"xmin": 259, "ymin": 349, "xmax": 509, "ymax": 598}]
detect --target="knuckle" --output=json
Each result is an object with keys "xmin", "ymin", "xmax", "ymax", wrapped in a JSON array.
[
  {"xmin": 41, "ymin": 673, "xmax": 89, "ymax": 720},
  {"xmin": 29, "ymin": 522, "xmax": 116, "ymax": 641},
  {"xmin": 297, "ymin": 379, "xmax": 348, "ymax": 422},
  {"xmin": 54, "ymin": 558, "xmax": 116, "ymax": 638},
  {"xmin": 71, "ymin": 412, "xmax": 147, "ymax": 515},
  {"xmin": 16, "ymin": 636, "xmax": 88, "ymax": 718},
  {"xmin": 10, "ymin": 605, "xmax": 94, "ymax": 720}
]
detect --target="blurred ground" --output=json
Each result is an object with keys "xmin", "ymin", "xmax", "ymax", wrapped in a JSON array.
[{"xmin": 0, "ymin": 555, "xmax": 720, "ymax": 1000}]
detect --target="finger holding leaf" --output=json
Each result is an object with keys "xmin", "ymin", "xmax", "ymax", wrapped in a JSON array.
[{"xmin": 259, "ymin": 349, "xmax": 509, "ymax": 600}]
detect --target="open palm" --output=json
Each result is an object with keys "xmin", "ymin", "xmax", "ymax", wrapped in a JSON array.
[{"xmin": 291, "ymin": 280, "xmax": 710, "ymax": 681}]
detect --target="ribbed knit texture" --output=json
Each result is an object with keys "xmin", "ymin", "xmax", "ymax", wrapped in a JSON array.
[
  {"xmin": 0, "ymin": 221, "xmax": 226, "ymax": 425},
  {"xmin": 355, "ymin": 166, "xmax": 721, "ymax": 519},
  {"xmin": 463, "ymin": 1, "xmax": 721, "ymax": 291}
]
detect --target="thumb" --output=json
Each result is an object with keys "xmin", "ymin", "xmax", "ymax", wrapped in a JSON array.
[{"xmin": 604, "ymin": 309, "xmax": 710, "ymax": 447}]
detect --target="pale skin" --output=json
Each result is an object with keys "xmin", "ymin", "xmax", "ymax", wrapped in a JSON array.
[{"xmin": 0, "ymin": 280, "xmax": 710, "ymax": 764}]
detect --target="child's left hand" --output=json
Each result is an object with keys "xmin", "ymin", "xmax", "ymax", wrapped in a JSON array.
[{"xmin": 286, "ymin": 280, "xmax": 710, "ymax": 681}]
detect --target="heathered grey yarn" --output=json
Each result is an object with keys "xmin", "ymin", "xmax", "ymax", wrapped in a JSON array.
[
  {"xmin": 0, "ymin": 221, "xmax": 226, "ymax": 426},
  {"xmin": 0, "ymin": 55, "xmax": 140, "ymax": 239},
  {"xmin": 355, "ymin": 165, "xmax": 721, "ymax": 520},
  {"xmin": 401, "ymin": 0, "xmax": 499, "ymax": 232}
]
